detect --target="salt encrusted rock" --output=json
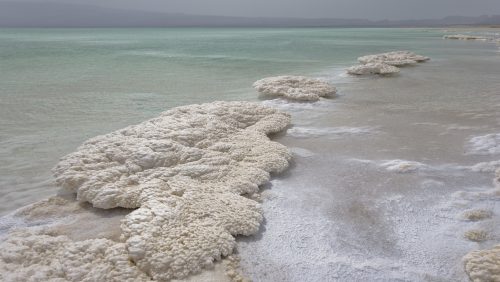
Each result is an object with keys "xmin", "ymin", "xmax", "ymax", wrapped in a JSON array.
[
  {"xmin": 357, "ymin": 51, "xmax": 430, "ymax": 66},
  {"xmin": 49, "ymin": 101, "xmax": 292, "ymax": 281},
  {"xmin": 252, "ymin": 76, "xmax": 336, "ymax": 101},
  {"xmin": 444, "ymin": 34, "xmax": 490, "ymax": 41},
  {"xmin": 346, "ymin": 63, "xmax": 400, "ymax": 75},
  {"xmin": 464, "ymin": 245, "xmax": 500, "ymax": 282},
  {"xmin": 0, "ymin": 230, "xmax": 150, "ymax": 282}
]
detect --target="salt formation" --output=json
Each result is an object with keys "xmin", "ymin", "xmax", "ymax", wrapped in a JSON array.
[
  {"xmin": 470, "ymin": 160, "xmax": 500, "ymax": 173},
  {"xmin": 0, "ymin": 230, "xmax": 151, "ymax": 282},
  {"xmin": 443, "ymin": 34, "xmax": 490, "ymax": 41},
  {"xmin": 463, "ymin": 209, "xmax": 493, "ymax": 221},
  {"xmin": 379, "ymin": 160, "xmax": 427, "ymax": 173},
  {"xmin": 357, "ymin": 51, "xmax": 430, "ymax": 66},
  {"xmin": 346, "ymin": 63, "xmax": 400, "ymax": 75},
  {"xmin": 467, "ymin": 133, "xmax": 500, "ymax": 155},
  {"xmin": 464, "ymin": 245, "xmax": 500, "ymax": 282},
  {"xmin": 464, "ymin": 230, "xmax": 489, "ymax": 242},
  {"xmin": 347, "ymin": 51, "xmax": 429, "ymax": 76},
  {"xmin": 1, "ymin": 102, "xmax": 292, "ymax": 281},
  {"xmin": 252, "ymin": 76, "xmax": 336, "ymax": 101}
]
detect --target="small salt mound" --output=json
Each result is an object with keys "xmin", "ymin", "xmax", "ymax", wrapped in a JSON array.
[
  {"xmin": 379, "ymin": 160, "xmax": 427, "ymax": 173},
  {"xmin": 467, "ymin": 133, "xmax": 500, "ymax": 155},
  {"xmin": 464, "ymin": 229, "xmax": 490, "ymax": 242},
  {"xmin": 470, "ymin": 161, "xmax": 500, "ymax": 173},
  {"xmin": 443, "ymin": 34, "xmax": 490, "ymax": 41},
  {"xmin": 253, "ymin": 76, "xmax": 337, "ymax": 101},
  {"xmin": 462, "ymin": 209, "xmax": 493, "ymax": 221},
  {"xmin": 1, "ymin": 102, "xmax": 292, "ymax": 281},
  {"xmin": 346, "ymin": 63, "xmax": 400, "ymax": 75},
  {"xmin": 357, "ymin": 51, "xmax": 430, "ymax": 66},
  {"xmin": 464, "ymin": 245, "xmax": 500, "ymax": 282}
]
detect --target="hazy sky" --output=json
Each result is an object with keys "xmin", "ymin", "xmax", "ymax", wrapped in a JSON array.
[{"xmin": 5, "ymin": 0, "xmax": 500, "ymax": 20}]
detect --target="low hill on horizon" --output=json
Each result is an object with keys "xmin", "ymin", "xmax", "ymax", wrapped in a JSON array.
[{"xmin": 1, "ymin": 2, "xmax": 499, "ymax": 28}]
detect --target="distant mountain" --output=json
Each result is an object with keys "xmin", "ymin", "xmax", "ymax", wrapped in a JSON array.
[{"xmin": 0, "ymin": 2, "xmax": 499, "ymax": 27}]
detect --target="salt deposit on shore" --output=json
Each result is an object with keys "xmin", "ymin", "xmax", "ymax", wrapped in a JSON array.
[
  {"xmin": 467, "ymin": 133, "xmax": 500, "ymax": 155},
  {"xmin": 444, "ymin": 34, "xmax": 490, "ymax": 41},
  {"xmin": 347, "ymin": 51, "xmax": 429, "ymax": 76},
  {"xmin": 0, "ymin": 101, "xmax": 292, "ymax": 281},
  {"xmin": 379, "ymin": 160, "xmax": 428, "ymax": 173},
  {"xmin": 346, "ymin": 63, "xmax": 400, "ymax": 75},
  {"xmin": 253, "ymin": 76, "xmax": 336, "ymax": 101},
  {"xmin": 357, "ymin": 51, "xmax": 430, "ymax": 66}
]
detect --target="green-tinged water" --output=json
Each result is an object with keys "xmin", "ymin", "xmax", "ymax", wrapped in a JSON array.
[{"xmin": 1, "ymin": 27, "xmax": 500, "ymax": 281}]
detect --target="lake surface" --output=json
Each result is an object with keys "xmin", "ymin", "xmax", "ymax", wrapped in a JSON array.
[{"xmin": 1, "ymin": 27, "xmax": 500, "ymax": 281}]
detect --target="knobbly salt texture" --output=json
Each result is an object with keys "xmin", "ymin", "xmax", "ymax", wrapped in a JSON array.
[
  {"xmin": 346, "ymin": 63, "xmax": 400, "ymax": 75},
  {"xmin": 347, "ymin": 51, "xmax": 429, "ymax": 76},
  {"xmin": 357, "ymin": 51, "xmax": 430, "ymax": 66},
  {"xmin": 253, "ymin": 76, "xmax": 336, "ymax": 101},
  {"xmin": 1, "ymin": 101, "xmax": 292, "ymax": 281}
]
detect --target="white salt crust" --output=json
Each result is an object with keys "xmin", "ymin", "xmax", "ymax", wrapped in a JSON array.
[
  {"xmin": 470, "ymin": 161, "xmax": 500, "ymax": 173},
  {"xmin": 0, "ymin": 101, "xmax": 291, "ymax": 281},
  {"xmin": 346, "ymin": 63, "xmax": 400, "ymax": 75},
  {"xmin": 357, "ymin": 51, "xmax": 430, "ymax": 66},
  {"xmin": 252, "ymin": 75, "xmax": 337, "ymax": 101},
  {"xmin": 379, "ymin": 160, "xmax": 428, "ymax": 173},
  {"xmin": 347, "ymin": 51, "xmax": 429, "ymax": 76},
  {"xmin": 443, "ymin": 34, "xmax": 490, "ymax": 41},
  {"xmin": 467, "ymin": 133, "xmax": 500, "ymax": 155},
  {"xmin": 0, "ymin": 230, "xmax": 151, "ymax": 282}
]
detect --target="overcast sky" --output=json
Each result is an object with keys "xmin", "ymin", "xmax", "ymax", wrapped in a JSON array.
[{"xmin": 4, "ymin": 0, "xmax": 500, "ymax": 20}]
